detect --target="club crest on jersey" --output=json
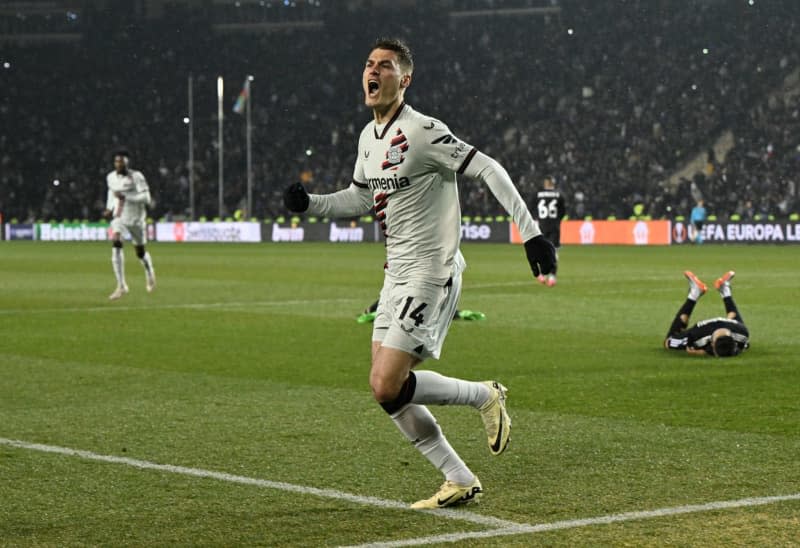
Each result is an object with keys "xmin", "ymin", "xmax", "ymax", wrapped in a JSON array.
[{"xmin": 382, "ymin": 128, "xmax": 409, "ymax": 171}]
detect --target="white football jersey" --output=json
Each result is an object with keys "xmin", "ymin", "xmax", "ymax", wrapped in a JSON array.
[
  {"xmin": 106, "ymin": 169, "xmax": 151, "ymax": 224},
  {"xmin": 351, "ymin": 103, "xmax": 475, "ymax": 283}
]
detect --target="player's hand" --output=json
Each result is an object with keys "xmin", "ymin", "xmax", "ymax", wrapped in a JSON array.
[
  {"xmin": 102, "ymin": 209, "xmax": 112, "ymax": 220},
  {"xmin": 523, "ymin": 235, "xmax": 557, "ymax": 277},
  {"xmin": 283, "ymin": 182, "xmax": 310, "ymax": 212}
]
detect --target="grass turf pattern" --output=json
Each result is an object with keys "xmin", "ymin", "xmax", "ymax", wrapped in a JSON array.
[{"xmin": 1, "ymin": 242, "xmax": 798, "ymax": 546}]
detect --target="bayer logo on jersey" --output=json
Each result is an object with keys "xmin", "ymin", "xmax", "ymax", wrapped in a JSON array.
[
  {"xmin": 382, "ymin": 128, "xmax": 409, "ymax": 170},
  {"xmin": 387, "ymin": 147, "xmax": 403, "ymax": 164}
]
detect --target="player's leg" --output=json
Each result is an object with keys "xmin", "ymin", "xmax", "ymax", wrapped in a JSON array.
[
  {"xmin": 376, "ymin": 277, "xmax": 509, "ymax": 435},
  {"xmin": 134, "ymin": 245, "xmax": 156, "ymax": 292},
  {"xmin": 666, "ymin": 271, "xmax": 707, "ymax": 339},
  {"xmin": 371, "ymin": 277, "xmax": 505, "ymax": 507},
  {"xmin": 540, "ymin": 230, "xmax": 559, "ymax": 286},
  {"xmin": 714, "ymin": 271, "xmax": 742, "ymax": 322},
  {"xmin": 401, "ymin": 275, "xmax": 508, "ymax": 454},
  {"xmin": 536, "ymin": 230, "xmax": 549, "ymax": 284},
  {"xmin": 108, "ymin": 222, "xmax": 128, "ymax": 300},
  {"xmin": 373, "ymin": 276, "xmax": 496, "ymax": 408},
  {"xmin": 393, "ymin": 403, "xmax": 482, "ymax": 508},
  {"xmin": 357, "ymin": 298, "xmax": 380, "ymax": 323},
  {"xmin": 371, "ymin": 341, "xmax": 481, "ymax": 508},
  {"xmin": 129, "ymin": 223, "xmax": 156, "ymax": 292},
  {"xmin": 547, "ymin": 231, "xmax": 560, "ymax": 286},
  {"xmin": 694, "ymin": 222, "xmax": 704, "ymax": 244}
]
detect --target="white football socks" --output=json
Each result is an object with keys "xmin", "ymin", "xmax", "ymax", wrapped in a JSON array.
[
  {"xmin": 718, "ymin": 283, "xmax": 732, "ymax": 298},
  {"xmin": 139, "ymin": 251, "xmax": 155, "ymax": 281},
  {"xmin": 111, "ymin": 247, "xmax": 126, "ymax": 288},
  {"xmin": 411, "ymin": 370, "xmax": 491, "ymax": 409},
  {"xmin": 391, "ymin": 404, "xmax": 475, "ymax": 486}
]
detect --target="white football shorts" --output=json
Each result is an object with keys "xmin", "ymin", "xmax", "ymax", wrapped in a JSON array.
[
  {"xmin": 373, "ymin": 273, "xmax": 462, "ymax": 361},
  {"xmin": 110, "ymin": 218, "xmax": 147, "ymax": 246}
]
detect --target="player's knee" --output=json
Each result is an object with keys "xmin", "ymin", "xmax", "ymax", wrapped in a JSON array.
[
  {"xmin": 135, "ymin": 245, "xmax": 146, "ymax": 259},
  {"xmin": 370, "ymin": 374, "xmax": 400, "ymax": 403},
  {"xmin": 375, "ymin": 371, "xmax": 417, "ymax": 414},
  {"xmin": 112, "ymin": 239, "xmax": 123, "ymax": 249}
]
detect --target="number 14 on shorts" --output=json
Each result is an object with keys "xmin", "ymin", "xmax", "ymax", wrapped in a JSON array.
[{"xmin": 399, "ymin": 296, "xmax": 428, "ymax": 327}]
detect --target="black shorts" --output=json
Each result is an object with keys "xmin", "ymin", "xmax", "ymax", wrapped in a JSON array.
[{"xmin": 541, "ymin": 228, "xmax": 561, "ymax": 248}]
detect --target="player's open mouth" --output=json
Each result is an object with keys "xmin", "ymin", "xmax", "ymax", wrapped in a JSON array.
[{"xmin": 367, "ymin": 80, "xmax": 380, "ymax": 97}]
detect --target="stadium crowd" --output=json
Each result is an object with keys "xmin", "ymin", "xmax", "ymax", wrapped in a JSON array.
[{"xmin": 1, "ymin": 0, "xmax": 798, "ymax": 223}]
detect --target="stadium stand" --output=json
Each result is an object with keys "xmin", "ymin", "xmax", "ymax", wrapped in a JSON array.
[{"xmin": 0, "ymin": 0, "xmax": 797, "ymax": 222}]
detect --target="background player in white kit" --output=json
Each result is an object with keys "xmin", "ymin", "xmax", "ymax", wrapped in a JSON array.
[
  {"xmin": 284, "ymin": 38, "xmax": 556, "ymax": 508},
  {"xmin": 104, "ymin": 150, "xmax": 156, "ymax": 300}
]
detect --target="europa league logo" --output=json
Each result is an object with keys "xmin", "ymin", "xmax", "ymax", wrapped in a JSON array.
[{"xmin": 672, "ymin": 222, "xmax": 686, "ymax": 244}]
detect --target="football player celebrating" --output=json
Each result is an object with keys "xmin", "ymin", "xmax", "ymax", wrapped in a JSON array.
[
  {"xmin": 104, "ymin": 150, "xmax": 156, "ymax": 300},
  {"xmin": 284, "ymin": 38, "xmax": 556, "ymax": 508},
  {"xmin": 664, "ymin": 271, "xmax": 749, "ymax": 357}
]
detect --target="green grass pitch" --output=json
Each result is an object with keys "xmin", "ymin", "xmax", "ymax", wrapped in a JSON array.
[{"xmin": 1, "ymin": 241, "xmax": 798, "ymax": 546}]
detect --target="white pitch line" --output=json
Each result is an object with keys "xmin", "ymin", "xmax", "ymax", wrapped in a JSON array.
[
  {"xmin": 0, "ymin": 437, "xmax": 518, "ymax": 529},
  {"xmin": 347, "ymin": 493, "xmax": 800, "ymax": 547},
  {"xmin": 0, "ymin": 298, "xmax": 361, "ymax": 316}
]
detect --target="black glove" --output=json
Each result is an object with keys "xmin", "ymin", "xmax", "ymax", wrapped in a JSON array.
[
  {"xmin": 524, "ymin": 235, "xmax": 557, "ymax": 277},
  {"xmin": 283, "ymin": 182, "xmax": 310, "ymax": 212}
]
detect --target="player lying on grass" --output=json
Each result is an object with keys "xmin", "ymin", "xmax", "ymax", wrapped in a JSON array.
[
  {"xmin": 664, "ymin": 271, "xmax": 749, "ymax": 357},
  {"xmin": 284, "ymin": 38, "xmax": 555, "ymax": 508},
  {"xmin": 357, "ymin": 298, "xmax": 485, "ymax": 323}
]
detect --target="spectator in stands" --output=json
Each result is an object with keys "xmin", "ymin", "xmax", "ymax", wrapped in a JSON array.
[{"xmin": 1, "ymin": 1, "xmax": 797, "ymax": 222}]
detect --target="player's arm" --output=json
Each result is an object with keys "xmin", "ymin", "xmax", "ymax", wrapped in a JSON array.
[
  {"xmin": 557, "ymin": 195, "xmax": 566, "ymax": 221},
  {"xmin": 285, "ymin": 135, "xmax": 373, "ymax": 217},
  {"xmin": 685, "ymin": 348, "xmax": 708, "ymax": 356},
  {"xmin": 104, "ymin": 185, "xmax": 115, "ymax": 218},
  {"xmin": 664, "ymin": 328, "xmax": 707, "ymax": 355},
  {"xmin": 462, "ymin": 151, "xmax": 556, "ymax": 277},
  {"xmin": 283, "ymin": 181, "xmax": 373, "ymax": 218},
  {"xmin": 462, "ymin": 152, "xmax": 538, "ymax": 239},
  {"xmin": 664, "ymin": 335, "xmax": 687, "ymax": 351}
]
